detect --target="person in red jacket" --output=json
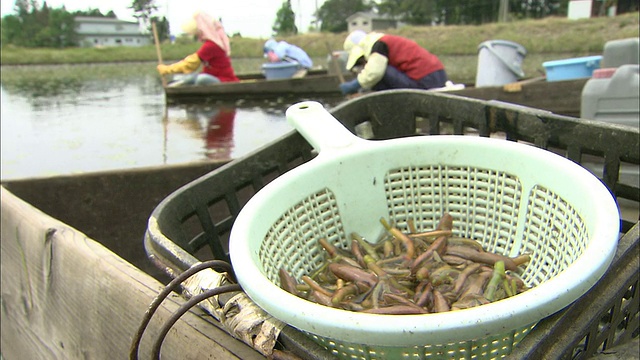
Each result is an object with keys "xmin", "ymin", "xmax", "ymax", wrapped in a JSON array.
[
  {"xmin": 339, "ymin": 30, "xmax": 448, "ymax": 95},
  {"xmin": 157, "ymin": 11, "xmax": 239, "ymax": 86}
]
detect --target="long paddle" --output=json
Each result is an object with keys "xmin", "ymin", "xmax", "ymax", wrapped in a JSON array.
[
  {"xmin": 152, "ymin": 21, "xmax": 168, "ymax": 88},
  {"xmin": 151, "ymin": 21, "xmax": 169, "ymax": 160}
]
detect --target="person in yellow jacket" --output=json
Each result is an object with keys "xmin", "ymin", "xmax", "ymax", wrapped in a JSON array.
[
  {"xmin": 157, "ymin": 11, "xmax": 239, "ymax": 86},
  {"xmin": 339, "ymin": 30, "xmax": 447, "ymax": 96}
]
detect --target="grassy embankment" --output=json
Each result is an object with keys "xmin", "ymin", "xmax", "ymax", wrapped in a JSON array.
[{"xmin": 1, "ymin": 12, "xmax": 637, "ymax": 82}]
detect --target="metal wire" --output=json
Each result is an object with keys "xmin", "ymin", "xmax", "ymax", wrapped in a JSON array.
[
  {"xmin": 129, "ymin": 260, "xmax": 235, "ymax": 360},
  {"xmin": 151, "ymin": 283, "xmax": 243, "ymax": 359}
]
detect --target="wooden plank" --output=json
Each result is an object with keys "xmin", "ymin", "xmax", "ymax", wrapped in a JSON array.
[
  {"xmin": 0, "ymin": 186, "xmax": 264, "ymax": 359},
  {"xmin": 166, "ymin": 76, "xmax": 587, "ymax": 116},
  {"xmin": 165, "ymin": 74, "xmax": 348, "ymax": 104},
  {"xmin": 448, "ymin": 78, "xmax": 587, "ymax": 117},
  {"xmin": 166, "ymin": 75, "xmax": 341, "ymax": 95},
  {"xmin": 2, "ymin": 161, "xmax": 230, "ymax": 282}
]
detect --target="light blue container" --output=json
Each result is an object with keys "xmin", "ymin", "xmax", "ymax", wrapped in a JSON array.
[
  {"xmin": 261, "ymin": 62, "xmax": 302, "ymax": 80},
  {"xmin": 543, "ymin": 55, "xmax": 602, "ymax": 82}
]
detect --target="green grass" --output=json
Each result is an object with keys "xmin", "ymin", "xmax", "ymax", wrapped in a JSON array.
[{"xmin": 1, "ymin": 12, "xmax": 637, "ymax": 66}]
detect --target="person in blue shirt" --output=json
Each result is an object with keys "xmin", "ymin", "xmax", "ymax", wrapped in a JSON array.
[{"xmin": 263, "ymin": 39, "xmax": 313, "ymax": 78}]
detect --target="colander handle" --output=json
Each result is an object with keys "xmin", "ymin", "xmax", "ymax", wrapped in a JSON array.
[{"xmin": 286, "ymin": 101, "xmax": 362, "ymax": 153}]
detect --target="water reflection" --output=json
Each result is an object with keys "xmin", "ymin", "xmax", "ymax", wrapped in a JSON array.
[
  {"xmin": 161, "ymin": 100, "xmax": 305, "ymax": 163},
  {"xmin": 0, "ymin": 62, "xmax": 341, "ymax": 180},
  {"xmin": 202, "ymin": 107, "xmax": 236, "ymax": 160}
]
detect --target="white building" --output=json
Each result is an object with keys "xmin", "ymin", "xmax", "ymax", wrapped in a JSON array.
[
  {"xmin": 346, "ymin": 12, "xmax": 403, "ymax": 33},
  {"xmin": 568, "ymin": 0, "xmax": 594, "ymax": 19},
  {"xmin": 75, "ymin": 17, "xmax": 151, "ymax": 47}
]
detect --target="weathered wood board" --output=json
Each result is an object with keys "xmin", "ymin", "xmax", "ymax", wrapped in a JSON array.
[
  {"xmin": 164, "ymin": 74, "xmax": 348, "ymax": 104},
  {"xmin": 1, "ymin": 161, "xmax": 229, "ymax": 283},
  {"xmin": 0, "ymin": 186, "xmax": 264, "ymax": 359},
  {"xmin": 449, "ymin": 78, "xmax": 588, "ymax": 117}
]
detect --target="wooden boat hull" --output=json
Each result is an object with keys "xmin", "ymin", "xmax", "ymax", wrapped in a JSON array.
[
  {"xmin": 0, "ymin": 160, "xmax": 265, "ymax": 359},
  {"xmin": 449, "ymin": 78, "xmax": 588, "ymax": 117},
  {"xmin": 165, "ymin": 72, "xmax": 349, "ymax": 104},
  {"xmin": 166, "ymin": 74, "xmax": 587, "ymax": 117}
]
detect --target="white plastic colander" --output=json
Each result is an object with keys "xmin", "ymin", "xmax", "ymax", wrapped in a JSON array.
[{"xmin": 229, "ymin": 101, "xmax": 620, "ymax": 359}]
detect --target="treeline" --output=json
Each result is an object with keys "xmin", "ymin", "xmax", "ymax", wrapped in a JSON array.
[
  {"xmin": 316, "ymin": 0, "xmax": 637, "ymax": 32},
  {"xmin": 316, "ymin": 0, "xmax": 575, "ymax": 32},
  {"xmin": 1, "ymin": 0, "xmax": 169, "ymax": 48},
  {"xmin": 0, "ymin": 0, "xmax": 120, "ymax": 48},
  {"xmin": 3, "ymin": 0, "xmax": 637, "ymax": 48},
  {"xmin": 376, "ymin": 0, "xmax": 572, "ymax": 25}
]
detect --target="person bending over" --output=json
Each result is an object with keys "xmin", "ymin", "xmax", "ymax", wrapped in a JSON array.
[
  {"xmin": 263, "ymin": 39, "xmax": 313, "ymax": 78},
  {"xmin": 339, "ymin": 30, "xmax": 447, "ymax": 96}
]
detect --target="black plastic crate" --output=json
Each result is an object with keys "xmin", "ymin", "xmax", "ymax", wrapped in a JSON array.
[{"xmin": 144, "ymin": 90, "xmax": 639, "ymax": 359}]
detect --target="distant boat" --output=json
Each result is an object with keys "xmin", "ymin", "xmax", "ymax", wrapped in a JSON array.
[
  {"xmin": 165, "ymin": 73, "xmax": 587, "ymax": 117},
  {"xmin": 164, "ymin": 69, "xmax": 353, "ymax": 104}
]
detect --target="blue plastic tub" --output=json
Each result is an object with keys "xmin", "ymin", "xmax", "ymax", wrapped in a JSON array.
[
  {"xmin": 543, "ymin": 55, "xmax": 602, "ymax": 82},
  {"xmin": 261, "ymin": 62, "xmax": 302, "ymax": 80}
]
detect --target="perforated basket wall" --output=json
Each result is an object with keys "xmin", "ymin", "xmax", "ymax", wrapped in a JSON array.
[{"xmin": 257, "ymin": 163, "xmax": 590, "ymax": 359}]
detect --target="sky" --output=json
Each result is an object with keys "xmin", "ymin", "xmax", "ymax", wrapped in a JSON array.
[{"xmin": 0, "ymin": 0, "xmax": 327, "ymax": 38}]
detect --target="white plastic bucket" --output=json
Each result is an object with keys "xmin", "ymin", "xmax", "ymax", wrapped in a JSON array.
[{"xmin": 475, "ymin": 40, "xmax": 527, "ymax": 87}]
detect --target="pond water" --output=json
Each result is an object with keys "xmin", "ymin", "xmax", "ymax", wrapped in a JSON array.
[
  {"xmin": 0, "ymin": 60, "xmax": 345, "ymax": 181},
  {"xmin": 0, "ymin": 53, "xmax": 569, "ymax": 181}
]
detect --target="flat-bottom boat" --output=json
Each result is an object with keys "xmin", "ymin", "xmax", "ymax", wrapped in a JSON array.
[
  {"xmin": 166, "ymin": 73, "xmax": 587, "ymax": 118},
  {"xmin": 165, "ymin": 68, "xmax": 352, "ymax": 104}
]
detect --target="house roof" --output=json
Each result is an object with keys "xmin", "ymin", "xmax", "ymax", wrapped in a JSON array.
[
  {"xmin": 74, "ymin": 16, "xmax": 144, "ymax": 36},
  {"xmin": 76, "ymin": 32, "xmax": 149, "ymax": 37},
  {"xmin": 74, "ymin": 16, "xmax": 139, "ymax": 26}
]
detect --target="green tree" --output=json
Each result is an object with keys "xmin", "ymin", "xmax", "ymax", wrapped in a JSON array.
[
  {"xmin": 129, "ymin": 0, "xmax": 158, "ymax": 33},
  {"xmin": 377, "ymin": 0, "xmax": 568, "ymax": 25},
  {"xmin": 15, "ymin": 0, "xmax": 44, "ymax": 46},
  {"xmin": 1, "ymin": 1, "xmax": 117, "ymax": 47},
  {"xmin": 44, "ymin": 7, "xmax": 78, "ymax": 47},
  {"xmin": 316, "ymin": 0, "xmax": 374, "ymax": 33},
  {"xmin": 75, "ymin": 7, "xmax": 114, "ymax": 17},
  {"xmin": 377, "ymin": 0, "xmax": 437, "ymax": 25},
  {"xmin": 30, "ymin": 6, "xmax": 78, "ymax": 47},
  {"xmin": 1, "ymin": 15, "xmax": 23, "ymax": 45},
  {"xmin": 151, "ymin": 16, "xmax": 170, "ymax": 42},
  {"xmin": 272, "ymin": 0, "xmax": 298, "ymax": 35},
  {"xmin": 14, "ymin": 0, "xmax": 37, "ymax": 16},
  {"xmin": 509, "ymin": 0, "xmax": 564, "ymax": 19}
]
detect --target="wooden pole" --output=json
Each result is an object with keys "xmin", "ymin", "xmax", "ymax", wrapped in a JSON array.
[
  {"xmin": 152, "ymin": 21, "xmax": 169, "ymax": 148},
  {"xmin": 152, "ymin": 21, "xmax": 167, "ymax": 88},
  {"xmin": 498, "ymin": 0, "xmax": 509, "ymax": 22}
]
